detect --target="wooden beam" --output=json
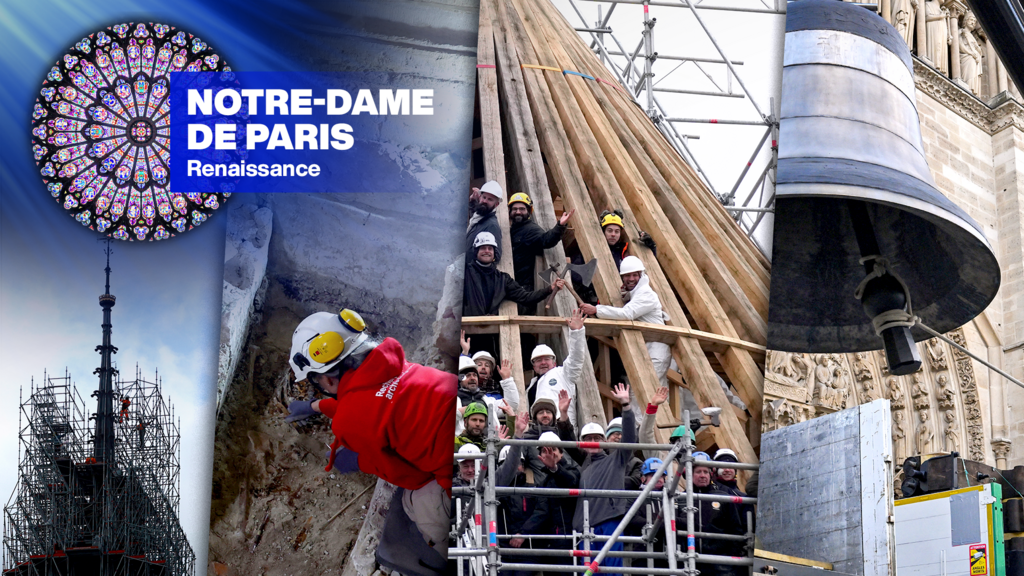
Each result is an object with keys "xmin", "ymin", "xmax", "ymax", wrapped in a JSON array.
[
  {"xmin": 460, "ymin": 315, "xmax": 766, "ymax": 358},
  {"xmin": 588, "ymin": 69, "xmax": 770, "ymax": 323},
  {"xmin": 502, "ymin": 0, "xmax": 662, "ymax": 434},
  {"xmin": 490, "ymin": 0, "xmax": 606, "ymax": 426},
  {"xmin": 530, "ymin": 0, "xmax": 764, "ymax": 416},
  {"xmin": 515, "ymin": 0, "xmax": 762, "ymax": 453},
  {"xmin": 478, "ymin": 0, "xmax": 527, "ymax": 403}
]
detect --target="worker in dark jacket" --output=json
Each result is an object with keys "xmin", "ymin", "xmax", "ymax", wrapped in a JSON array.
[
  {"xmin": 508, "ymin": 192, "xmax": 574, "ymax": 291},
  {"xmin": 713, "ymin": 448, "xmax": 753, "ymax": 558},
  {"xmin": 497, "ymin": 412, "xmax": 562, "ymax": 574},
  {"xmin": 467, "ymin": 180, "xmax": 505, "ymax": 263},
  {"xmin": 573, "ymin": 383, "xmax": 635, "ymax": 572},
  {"xmin": 684, "ymin": 452, "xmax": 746, "ymax": 576},
  {"xmin": 604, "ymin": 416, "xmax": 644, "ymax": 491},
  {"xmin": 463, "ymin": 232, "xmax": 564, "ymax": 317}
]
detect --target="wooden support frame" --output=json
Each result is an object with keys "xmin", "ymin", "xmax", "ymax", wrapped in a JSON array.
[
  {"xmin": 478, "ymin": 0, "xmax": 527, "ymax": 403},
  {"xmin": 461, "ymin": 315, "xmax": 766, "ymax": 359},
  {"xmin": 488, "ymin": 0, "xmax": 606, "ymax": 426},
  {"xmin": 507, "ymin": 0, "xmax": 762, "ymax": 457}
]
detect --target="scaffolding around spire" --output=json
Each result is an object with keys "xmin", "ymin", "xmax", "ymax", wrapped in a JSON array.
[{"xmin": 3, "ymin": 245, "xmax": 194, "ymax": 576}]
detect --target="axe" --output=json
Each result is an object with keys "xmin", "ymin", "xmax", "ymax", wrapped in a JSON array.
[{"xmin": 539, "ymin": 259, "xmax": 597, "ymax": 309}]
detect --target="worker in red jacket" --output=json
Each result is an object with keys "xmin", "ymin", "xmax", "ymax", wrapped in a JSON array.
[{"xmin": 286, "ymin": 309, "xmax": 457, "ymax": 567}]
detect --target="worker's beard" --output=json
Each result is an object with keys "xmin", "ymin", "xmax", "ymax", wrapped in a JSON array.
[
  {"xmin": 474, "ymin": 203, "xmax": 495, "ymax": 217},
  {"xmin": 510, "ymin": 212, "xmax": 529, "ymax": 224}
]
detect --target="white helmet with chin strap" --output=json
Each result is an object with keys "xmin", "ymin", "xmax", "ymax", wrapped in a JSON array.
[
  {"xmin": 619, "ymin": 255, "xmax": 645, "ymax": 275},
  {"xmin": 289, "ymin": 309, "xmax": 369, "ymax": 382}
]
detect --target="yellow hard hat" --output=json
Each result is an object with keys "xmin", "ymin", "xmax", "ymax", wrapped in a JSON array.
[
  {"xmin": 600, "ymin": 213, "xmax": 624, "ymax": 229},
  {"xmin": 508, "ymin": 192, "xmax": 533, "ymax": 207}
]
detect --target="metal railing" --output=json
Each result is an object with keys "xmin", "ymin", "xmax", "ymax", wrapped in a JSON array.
[{"xmin": 451, "ymin": 409, "xmax": 757, "ymax": 575}]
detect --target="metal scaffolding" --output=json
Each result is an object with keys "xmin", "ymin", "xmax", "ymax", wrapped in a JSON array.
[
  {"xmin": 452, "ymin": 410, "xmax": 758, "ymax": 575},
  {"xmin": 3, "ymin": 244, "xmax": 194, "ymax": 576},
  {"xmin": 555, "ymin": 0, "xmax": 784, "ymax": 255}
]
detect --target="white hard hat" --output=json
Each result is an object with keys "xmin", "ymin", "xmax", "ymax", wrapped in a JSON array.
[
  {"xmin": 289, "ymin": 310, "xmax": 369, "ymax": 382},
  {"xmin": 530, "ymin": 344, "xmax": 556, "ymax": 362},
  {"xmin": 714, "ymin": 448, "xmax": 738, "ymax": 462},
  {"xmin": 605, "ymin": 417, "xmax": 623, "ymax": 437},
  {"xmin": 473, "ymin": 231, "xmax": 498, "ymax": 249},
  {"xmin": 619, "ymin": 255, "xmax": 645, "ymax": 275},
  {"xmin": 498, "ymin": 444, "xmax": 524, "ymax": 463},
  {"xmin": 457, "ymin": 444, "xmax": 481, "ymax": 462},
  {"xmin": 480, "ymin": 180, "xmax": 504, "ymax": 200},
  {"xmin": 580, "ymin": 422, "xmax": 605, "ymax": 440},
  {"xmin": 458, "ymin": 355, "xmax": 478, "ymax": 373},
  {"xmin": 472, "ymin": 350, "xmax": 496, "ymax": 366},
  {"xmin": 538, "ymin": 431, "xmax": 561, "ymax": 444}
]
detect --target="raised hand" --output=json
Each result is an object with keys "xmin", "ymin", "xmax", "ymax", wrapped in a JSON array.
[
  {"xmin": 539, "ymin": 446, "xmax": 560, "ymax": 471},
  {"xmin": 460, "ymin": 330, "xmax": 471, "ymax": 356},
  {"xmin": 568, "ymin": 307, "xmax": 585, "ymax": 331},
  {"xmin": 558, "ymin": 208, "xmax": 576, "ymax": 226},
  {"xmin": 498, "ymin": 424, "xmax": 510, "ymax": 440},
  {"xmin": 612, "ymin": 383, "xmax": 631, "ymax": 406},
  {"xmin": 498, "ymin": 399, "xmax": 516, "ymax": 418},
  {"xmin": 498, "ymin": 358, "xmax": 512, "ymax": 381},
  {"xmin": 558, "ymin": 389, "xmax": 571, "ymax": 417},
  {"xmin": 652, "ymin": 386, "xmax": 670, "ymax": 406},
  {"xmin": 515, "ymin": 411, "xmax": 529, "ymax": 437}
]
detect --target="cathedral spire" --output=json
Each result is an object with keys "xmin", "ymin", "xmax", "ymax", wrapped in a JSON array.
[{"xmin": 93, "ymin": 238, "xmax": 118, "ymax": 460}]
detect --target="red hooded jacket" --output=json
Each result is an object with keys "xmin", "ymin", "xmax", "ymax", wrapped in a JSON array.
[{"xmin": 318, "ymin": 337, "xmax": 457, "ymax": 493}]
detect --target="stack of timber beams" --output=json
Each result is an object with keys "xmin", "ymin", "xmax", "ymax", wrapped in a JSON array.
[{"xmin": 466, "ymin": 0, "xmax": 770, "ymax": 461}]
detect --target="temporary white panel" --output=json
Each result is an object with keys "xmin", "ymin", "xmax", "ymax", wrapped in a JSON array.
[{"xmin": 894, "ymin": 484, "xmax": 1002, "ymax": 576}]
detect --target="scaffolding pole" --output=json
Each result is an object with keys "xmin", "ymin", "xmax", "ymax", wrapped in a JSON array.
[
  {"xmin": 450, "ymin": 423, "xmax": 758, "ymax": 575},
  {"xmin": 560, "ymin": 0, "xmax": 781, "ymax": 253}
]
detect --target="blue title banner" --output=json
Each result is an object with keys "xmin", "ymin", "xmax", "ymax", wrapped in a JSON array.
[{"xmin": 169, "ymin": 72, "xmax": 440, "ymax": 193}]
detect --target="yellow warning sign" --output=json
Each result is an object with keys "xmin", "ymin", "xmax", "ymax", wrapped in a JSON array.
[{"xmin": 970, "ymin": 544, "xmax": 987, "ymax": 576}]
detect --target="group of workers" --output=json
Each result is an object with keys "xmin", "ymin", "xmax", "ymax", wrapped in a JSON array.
[{"xmin": 456, "ymin": 181, "xmax": 754, "ymax": 574}]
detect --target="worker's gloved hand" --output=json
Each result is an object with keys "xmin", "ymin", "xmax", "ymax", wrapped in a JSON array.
[
  {"xmin": 638, "ymin": 230, "xmax": 657, "ymax": 250},
  {"xmin": 285, "ymin": 400, "xmax": 317, "ymax": 423},
  {"xmin": 326, "ymin": 448, "xmax": 360, "ymax": 474}
]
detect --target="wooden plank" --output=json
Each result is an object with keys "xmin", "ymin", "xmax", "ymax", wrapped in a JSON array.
[
  {"xmin": 503, "ymin": 0, "xmax": 665, "ymax": 438},
  {"xmin": 528, "ymin": 0, "xmax": 763, "ymax": 429},
  {"xmin": 585, "ymin": 72, "xmax": 769, "ymax": 339},
  {"xmin": 490, "ymin": 0, "xmax": 605, "ymax": 426},
  {"xmin": 532, "ymin": 0, "xmax": 770, "ymax": 280},
  {"xmin": 555, "ymin": 31, "xmax": 769, "ymax": 338},
  {"xmin": 460, "ymin": 315, "xmax": 766, "ymax": 358},
  {"xmin": 592, "ymin": 72, "xmax": 770, "ymax": 320},
  {"xmin": 754, "ymin": 550, "xmax": 834, "ymax": 570},
  {"xmin": 478, "ymin": 0, "xmax": 527, "ymax": 404},
  {"xmin": 521, "ymin": 0, "xmax": 761, "ymax": 455},
  {"xmin": 508, "ymin": 0, "xmax": 755, "ymax": 454}
]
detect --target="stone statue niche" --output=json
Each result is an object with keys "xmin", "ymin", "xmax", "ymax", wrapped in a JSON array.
[
  {"xmin": 924, "ymin": 0, "xmax": 950, "ymax": 75},
  {"xmin": 958, "ymin": 10, "xmax": 983, "ymax": 95}
]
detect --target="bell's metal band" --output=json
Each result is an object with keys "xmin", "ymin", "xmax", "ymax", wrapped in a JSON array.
[
  {"xmin": 783, "ymin": 29, "xmax": 916, "ymax": 101},
  {"xmin": 784, "ymin": 0, "xmax": 914, "ymax": 71}
]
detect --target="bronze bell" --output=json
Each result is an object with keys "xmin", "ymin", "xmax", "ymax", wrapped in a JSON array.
[{"xmin": 767, "ymin": 0, "xmax": 1000, "ymax": 375}]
